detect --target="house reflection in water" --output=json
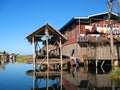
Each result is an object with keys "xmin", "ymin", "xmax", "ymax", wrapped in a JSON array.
[
  {"xmin": 26, "ymin": 65, "xmax": 120, "ymax": 90},
  {"xmin": 62, "ymin": 66, "xmax": 120, "ymax": 90},
  {"xmin": 0, "ymin": 60, "xmax": 5, "ymax": 70}
]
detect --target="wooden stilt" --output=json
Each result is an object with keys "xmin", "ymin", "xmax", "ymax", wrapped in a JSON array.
[
  {"xmin": 59, "ymin": 37, "xmax": 63, "ymax": 90},
  {"xmin": 32, "ymin": 36, "xmax": 36, "ymax": 71},
  {"xmin": 32, "ymin": 36, "xmax": 36, "ymax": 90},
  {"xmin": 95, "ymin": 59, "xmax": 98, "ymax": 74},
  {"xmin": 60, "ymin": 37, "xmax": 62, "ymax": 69},
  {"xmin": 96, "ymin": 59, "xmax": 98, "ymax": 68},
  {"xmin": 46, "ymin": 67, "xmax": 49, "ymax": 90},
  {"xmin": 45, "ymin": 28, "xmax": 49, "ymax": 68},
  {"xmin": 107, "ymin": 0, "xmax": 114, "ymax": 68}
]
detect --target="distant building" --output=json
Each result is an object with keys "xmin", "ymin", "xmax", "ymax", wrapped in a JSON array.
[
  {"xmin": 9, "ymin": 53, "xmax": 16, "ymax": 60},
  {"xmin": 59, "ymin": 12, "xmax": 120, "ymax": 63},
  {"xmin": 0, "ymin": 51, "xmax": 9, "ymax": 60}
]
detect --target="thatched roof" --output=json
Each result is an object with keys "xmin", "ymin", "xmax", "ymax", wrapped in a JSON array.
[{"xmin": 26, "ymin": 23, "xmax": 67, "ymax": 44}]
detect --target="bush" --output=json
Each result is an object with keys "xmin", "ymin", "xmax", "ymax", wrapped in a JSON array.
[
  {"xmin": 109, "ymin": 68, "xmax": 120, "ymax": 80},
  {"xmin": 16, "ymin": 55, "xmax": 30, "ymax": 63}
]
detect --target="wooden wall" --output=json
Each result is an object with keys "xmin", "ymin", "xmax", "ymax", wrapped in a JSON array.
[{"xmin": 62, "ymin": 42, "xmax": 120, "ymax": 60}]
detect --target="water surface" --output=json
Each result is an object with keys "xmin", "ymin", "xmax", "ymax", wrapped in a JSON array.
[{"xmin": 0, "ymin": 61, "xmax": 120, "ymax": 90}]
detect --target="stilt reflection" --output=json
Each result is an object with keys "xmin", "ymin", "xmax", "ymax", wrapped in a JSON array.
[
  {"xmin": 31, "ymin": 67, "xmax": 63, "ymax": 90},
  {"xmin": 25, "ymin": 64, "xmax": 120, "ymax": 90},
  {"xmin": 0, "ymin": 60, "xmax": 5, "ymax": 70}
]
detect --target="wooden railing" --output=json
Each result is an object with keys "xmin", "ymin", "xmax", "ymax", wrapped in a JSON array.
[{"xmin": 77, "ymin": 36, "xmax": 88, "ymax": 42}]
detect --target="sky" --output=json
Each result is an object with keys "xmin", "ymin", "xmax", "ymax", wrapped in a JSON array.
[{"xmin": 0, "ymin": 0, "xmax": 119, "ymax": 55}]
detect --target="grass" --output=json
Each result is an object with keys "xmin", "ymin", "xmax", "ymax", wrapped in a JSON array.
[
  {"xmin": 109, "ymin": 67, "xmax": 120, "ymax": 80},
  {"xmin": 16, "ymin": 55, "xmax": 32, "ymax": 63}
]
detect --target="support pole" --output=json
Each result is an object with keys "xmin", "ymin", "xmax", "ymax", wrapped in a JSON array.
[
  {"xmin": 79, "ymin": 19, "xmax": 80, "ymax": 34},
  {"xmin": 60, "ymin": 66, "xmax": 63, "ymax": 90},
  {"xmin": 59, "ymin": 37, "xmax": 63, "ymax": 90},
  {"xmin": 32, "ymin": 36, "xmax": 36, "ymax": 71},
  {"xmin": 95, "ymin": 39, "xmax": 98, "ymax": 68},
  {"xmin": 45, "ymin": 28, "xmax": 49, "ymax": 90},
  {"xmin": 32, "ymin": 36, "xmax": 36, "ymax": 90},
  {"xmin": 107, "ymin": 0, "xmax": 114, "ymax": 67},
  {"xmin": 96, "ymin": 59, "xmax": 98, "ymax": 68},
  {"xmin": 60, "ymin": 37, "xmax": 63, "ymax": 68},
  {"xmin": 46, "ymin": 67, "xmax": 49, "ymax": 90},
  {"xmin": 45, "ymin": 28, "xmax": 49, "ymax": 68}
]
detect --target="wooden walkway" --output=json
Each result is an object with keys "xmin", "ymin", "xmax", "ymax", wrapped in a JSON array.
[
  {"xmin": 27, "ymin": 58, "xmax": 70, "ymax": 65},
  {"xmin": 26, "ymin": 70, "xmax": 68, "ymax": 77}
]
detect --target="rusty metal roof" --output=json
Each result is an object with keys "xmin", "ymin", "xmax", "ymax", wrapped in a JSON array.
[{"xmin": 26, "ymin": 23, "xmax": 67, "ymax": 44}]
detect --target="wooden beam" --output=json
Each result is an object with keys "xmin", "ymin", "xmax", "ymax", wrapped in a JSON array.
[
  {"xmin": 107, "ymin": 0, "xmax": 114, "ymax": 67},
  {"xmin": 32, "ymin": 36, "xmax": 36, "ymax": 70},
  {"xmin": 60, "ymin": 37, "xmax": 63, "ymax": 68},
  {"xmin": 45, "ymin": 28, "xmax": 49, "ymax": 68}
]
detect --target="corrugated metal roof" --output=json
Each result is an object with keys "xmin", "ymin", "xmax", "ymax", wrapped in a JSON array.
[{"xmin": 59, "ymin": 12, "xmax": 119, "ymax": 31}]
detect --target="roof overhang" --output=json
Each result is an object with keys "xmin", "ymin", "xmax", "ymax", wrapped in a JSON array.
[
  {"xmin": 26, "ymin": 23, "xmax": 67, "ymax": 44},
  {"xmin": 59, "ymin": 12, "xmax": 120, "ymax": 31}
]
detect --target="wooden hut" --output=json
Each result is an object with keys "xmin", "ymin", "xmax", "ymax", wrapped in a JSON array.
[{"xmin": 26, "ymin": 23, "xmax": 69, "ymax": 70}]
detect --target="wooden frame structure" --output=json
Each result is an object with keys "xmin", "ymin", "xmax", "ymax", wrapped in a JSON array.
[{"xmin": 26, "ymin": 23, "xmax": 68, "ymax": 70}]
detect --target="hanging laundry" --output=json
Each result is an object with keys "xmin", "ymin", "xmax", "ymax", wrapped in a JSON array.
[
  {"xmin": 85, "ymin": 25, "xmax": 92, "ymax": 30},
  {"xmin": 112, "ymin": 28, "xmax": 120, "ymax": 34},
  {"xmin": 91, "ymin": 26, "xmax": 97, "ymax": 33},
  {"xmin": 79, "ymin": 34, "xmax": 85, "ymax": 37},
  {"xmin": 85, "ymin": 25, "xmax": 92, "ymax": 32},
  {"xmin": 97, "ymin": 27, "xmax": 108, "ymax": 34},
  {"xmin": 103, "ymin": 28, "xmax": 107, "ymax": 33},
  {"xmin": 106, "ymin": 28, "xmax": 110, "ymax": 34},
  {"xmin": 97, "ymin": 27, "xmax": 101, "ymax": 33}
]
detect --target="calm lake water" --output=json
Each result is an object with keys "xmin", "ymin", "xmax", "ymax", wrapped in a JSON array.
[{"xmin": 0, "ymin": 61, "xmax": 120, "ymax": 90}]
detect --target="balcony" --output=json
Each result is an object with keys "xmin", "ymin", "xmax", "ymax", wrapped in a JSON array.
[{"xmin": 78, "ymin": 36, "xmax": 88, "ymax": 42}]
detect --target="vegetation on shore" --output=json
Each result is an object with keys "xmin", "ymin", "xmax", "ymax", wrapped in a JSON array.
[
  {"xmin": 109, "ymin": 67, "xmax": 120, "ymax": 80},
  {"xmin": 16, "ymin": 55, "xmax": 32, "ymax": 63}
]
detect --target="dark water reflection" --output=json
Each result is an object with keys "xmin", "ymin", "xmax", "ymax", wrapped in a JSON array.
[{"xmin": 0, "ymin": 60, "xmax": 120, "ymax": 90}]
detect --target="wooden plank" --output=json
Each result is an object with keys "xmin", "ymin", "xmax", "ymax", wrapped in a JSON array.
[
  {"xmin": 26, "ymin": 59, "xmax": 70, "ymax": 65},
  {"xmin": 36, "ymin": 59, "xmax": 70, "ymax": 65},
  {"xmin": 26, "ymin": 70, "xmax": 68, "ymax": 77}
]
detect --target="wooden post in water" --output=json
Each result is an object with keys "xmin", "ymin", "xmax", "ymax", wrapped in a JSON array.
[
  {"xmin": 45, "ymin": 28, "xmax": 49, "ymax": 90},
  {"xmin": 60, "ymin": 37, "xmax": 63, "ymax": 90},
  {"xmin": 60, "ymin": 37, "xmax": 63, "ymax": 69},
  {"xmin": 32, "ymin": 36, "xmax": 36, "ymax": 71},
  {"xmin": 46, "ymin": 67, "xmax": 49, "ymax": 90},
  {"xmin": 45, "ymin": 28, "xmax": 49, "ymax": 68},
  {"xmin": 32, "ymin": 36, "xmax": 36, "ymax": 90},
  {"xmin": 107, "ymin": 0, "xmax": 114, "ymax": 67}
]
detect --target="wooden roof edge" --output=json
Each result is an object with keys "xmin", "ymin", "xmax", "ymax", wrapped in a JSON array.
[
  {"xmin": 47, "ymin": 23, "xmax": 68, "ymax": 40},
  {"xmin": 26, "ymin": 24, "xmax": 45, "ymax": 40},
  {"xmin": 26, "ymin": 23, "xmax": 68, "ymax": 43}
]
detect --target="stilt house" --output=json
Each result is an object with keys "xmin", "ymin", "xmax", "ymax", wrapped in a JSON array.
[
  {"xmin": 59, "ymin": 12, "xmax": 120, "ymax": 65},
  {"xmin": 0, "ymin": 51, "xmax": 9, "ymax": 60}
]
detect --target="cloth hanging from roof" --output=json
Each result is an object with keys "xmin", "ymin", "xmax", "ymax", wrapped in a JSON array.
[
  {"xmin": 85, "ymin": 25, "xmax": 120, "ymax": 34},
  {"xmin": 85, "ymin": 25, "xmax": 92, "ymax": 30},
  {"xmin": 112, "ymin": 28, "xmax": 120, "ymax": 34},
  {"xmin": 85, "ymin": 25, "xmax": 92, "ymax": 32},
  {"xmin": 91, "ymin": 26, "xmax": 97, "ymax": 33}
]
